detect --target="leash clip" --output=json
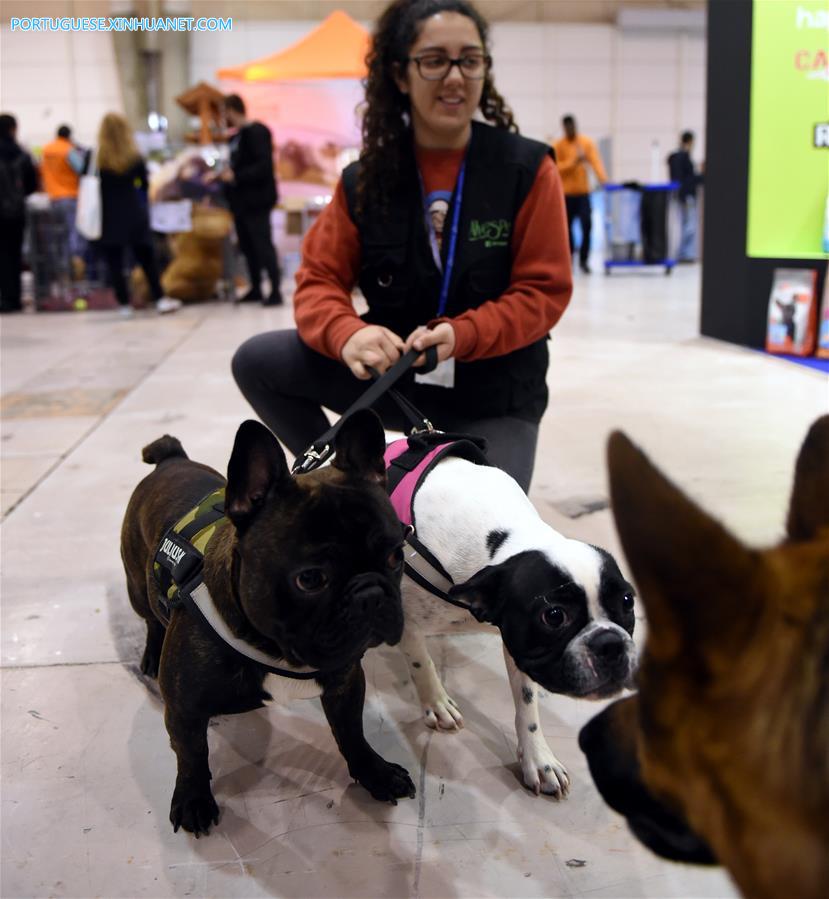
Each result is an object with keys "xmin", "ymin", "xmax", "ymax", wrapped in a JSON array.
[
  {"xmin": 410, "ymin": 419, "xmax": 438, "ymax": 435},
  {"xmin": 292, "ymin": 444, "xmax": 331, "ymax": 475}
]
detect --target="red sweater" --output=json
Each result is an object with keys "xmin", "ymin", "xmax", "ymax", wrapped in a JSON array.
[{"xmin": 294, "ymin": 147, "xmax": 572, "ymax": 362}]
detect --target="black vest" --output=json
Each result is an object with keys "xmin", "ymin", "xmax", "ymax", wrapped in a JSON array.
[{"xmin": 342, "ymin": 121, "xmax": 554, "ymax": 423}]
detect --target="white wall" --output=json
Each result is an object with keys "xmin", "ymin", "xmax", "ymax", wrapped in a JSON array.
[
  {"xmin": 491, "ymin": 22, "xmax": 706, "ymax": 181},
  {"xmin": 191, "ymin": 19, "xmax": 706, "ymax": 183},
  {"xmin": 0, "ymin": 26, "xmax": 123, "ymax": 150},
  {"xmin": 0, "ymin": 16, "xmax": 703, "ymax": 174}
]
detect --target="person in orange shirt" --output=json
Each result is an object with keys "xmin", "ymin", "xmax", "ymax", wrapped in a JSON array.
[
  {"xmin": 231, "ymin": 0, "xmax": 572, "ymax": 493},
  {"xmin": 553, "ymin": 115, "xmax": 607, "ymax": 274},
  {"xmin": 40, "ymin": 124, "xmax": 86, "ymax": 264}
]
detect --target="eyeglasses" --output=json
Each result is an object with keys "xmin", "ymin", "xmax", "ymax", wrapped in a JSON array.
[{"xmin": 408, "ymin": 52, "xmax": 490, "ymax": 81}]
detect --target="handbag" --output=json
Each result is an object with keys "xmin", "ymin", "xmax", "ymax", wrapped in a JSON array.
[{"xmin": 76, "ymin": 148, "xmax": 101, "ymax": 240}]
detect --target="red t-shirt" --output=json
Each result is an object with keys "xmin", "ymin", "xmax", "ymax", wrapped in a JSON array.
[{"xmin": 293, "ymin": 145, "xmax": 572, "ymax": 363}]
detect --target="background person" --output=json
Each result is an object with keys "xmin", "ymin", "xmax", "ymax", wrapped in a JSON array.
[
  {"xmin": 217, "ymin": 94, "xmax": 282, "ymax": 306},
  {"xmin": 94, "ymin": 113, "xmax": 181, "ymax": 316},
  {"xmin": 231, "ymin": 0, "xmax": 572, "ymax": 493},
  {"xmin": 553, "ymin": 114, "xmax": 607, "ymax": 273},
  {"xmin": 0, "ymin": 113, "xmax": 38, "ymax": 314},
  {"xmin": 668, "ymin": 129, "xmax": 703, "ymax": 262},
  {"xmin": 40, "ymin": 124, "xmax": 86, "ymax": 277}
]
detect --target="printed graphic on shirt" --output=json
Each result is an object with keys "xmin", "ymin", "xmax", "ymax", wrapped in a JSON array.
[
  {"xmin": 425, "ymin": 189, "xmax": 452, "ymax": 250},
  {"xmin": 469, "ymin": 218, "xmax": 511, "ymax": 248}
]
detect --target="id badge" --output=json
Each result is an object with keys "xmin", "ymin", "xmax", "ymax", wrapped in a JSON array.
[{"xmin": 414, "ymin": 358, "xmax": 455, "ymax": 389}]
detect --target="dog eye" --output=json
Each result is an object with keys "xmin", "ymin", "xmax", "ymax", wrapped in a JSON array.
[
  {"xmin": 541, "ymin": 606, "xmax": 568, "ymax": 629},
  {"xmin": 622, "ymin": 592, "xmax": 635, "ymax": 611},
  {"xmin": 295, "ymin": 569, "xmax": 329, "ymax": 593},
  {"xmin": 387, "ymin": 546, "xmax": 405, "ymax": 569}
]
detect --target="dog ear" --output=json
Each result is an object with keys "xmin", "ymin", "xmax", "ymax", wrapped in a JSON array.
[
  {"xmin": 607, "ymin": 431, "xmax": 760, "ymax": 664},
  {"xmin": 225, "ymin": 420, "xmax": 292, "ymax": 529},
  {"xmin": 449, "ymin": 565, "xmax": 506, "ymax": 624},
  {"xmin": 787, "ymin": 415, "xmax": 829, "ymax": 542},
  {"xmin": 332, "ymin": 409, "xmax": 387, "ymax": 485}
]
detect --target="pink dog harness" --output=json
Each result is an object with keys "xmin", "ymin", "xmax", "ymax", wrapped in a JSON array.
[
  {"xmin": 385, "ymin": 439, "xmax": 454, "ymax": 526},
  {"xmin": 384, "ymin": 433, "xmax": 489, "ymax": 603}
]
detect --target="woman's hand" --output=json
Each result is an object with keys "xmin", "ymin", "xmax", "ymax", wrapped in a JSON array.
[
  {"xmin": 341, "ymin": 325, "xmax": 405, "ymax": 379},
  {"xmin": 404, "ymin": 322, "xmax": 456, "ymax": 367}
]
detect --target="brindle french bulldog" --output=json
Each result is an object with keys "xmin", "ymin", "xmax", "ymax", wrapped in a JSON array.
[{"xmin": 121, "ymin": 410, "xmax": 416, "ymax": 836}]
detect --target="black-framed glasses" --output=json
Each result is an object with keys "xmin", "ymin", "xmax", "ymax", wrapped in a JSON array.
[{"xmin": 408, "ymin": 52, "xmax": 490, "ymax": 81}]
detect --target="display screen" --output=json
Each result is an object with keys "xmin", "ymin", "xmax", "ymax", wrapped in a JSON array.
[{"xmin": 747, "ymin": 0, "xmax": 829, "ymax": 259}]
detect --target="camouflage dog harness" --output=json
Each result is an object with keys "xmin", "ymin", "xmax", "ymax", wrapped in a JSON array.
[
  {"xmin": 153, "ymin": 488, "xmax": 226, "ymax": 616},
  {"xmin": 152, "ymin": 487, "xmax": 321, "ymax": 679}
]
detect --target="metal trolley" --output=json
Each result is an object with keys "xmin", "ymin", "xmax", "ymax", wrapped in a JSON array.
[
  {"xmin": 26, "ymin": 203, "xmax": 72, "ymax": 305},
  {"xmin": 25, "ymin": 200, "xmax": 113, "ymax": 311},
  {"xmin": 602, "ymin": 181, "xmax": 679, "ymax": 275}
]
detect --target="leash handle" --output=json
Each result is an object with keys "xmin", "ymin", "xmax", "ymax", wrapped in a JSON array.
[{"xmin": 291, "ymin": 345, "xmax": 439, "ymax": 474}]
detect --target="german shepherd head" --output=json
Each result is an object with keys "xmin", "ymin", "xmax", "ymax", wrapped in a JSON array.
[{"xmin": 579, "ymin": 416, "xmax": 829, "ymax": 899}]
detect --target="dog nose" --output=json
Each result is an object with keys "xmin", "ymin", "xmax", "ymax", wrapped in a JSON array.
[
  {"xmin": 589, "ymin": 629, "xmax": 626, "ymax": 662},
  {"xmin": 346, "ymin": 572, "xmax": 389, "ymax": 617}
]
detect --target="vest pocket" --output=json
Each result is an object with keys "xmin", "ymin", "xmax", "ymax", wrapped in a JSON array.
[
  {"xmin": 463, "ymin": 264, "xmax": 511, "ymax": 310},
  {"xmin": 360, "ymin": 244, "xmax": 411, "ymax": 310}
]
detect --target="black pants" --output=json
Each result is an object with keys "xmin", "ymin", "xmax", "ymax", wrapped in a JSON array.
[
  {"xmin": 0, "ymin": 217, "xmax": 25, "ymax": 311},
  {"xmin": 565, "ymin": 193, "xmax": 592, "ymax": 267},
  {"xmin": 234, "ymin": 209, "xmax": 280, "ymax": 297},
  {"xmin": 102, "ymin": 243, "xmax": 163, "ymax": 306},
  {"xmin": 231, "ymin": 329, "xmax": 540, "ymax": 492}
]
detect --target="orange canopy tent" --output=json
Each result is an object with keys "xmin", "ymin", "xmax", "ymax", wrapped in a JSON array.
[{"xmin": 216, "ymin": 10, "xmax": 370, "ymax": 82}]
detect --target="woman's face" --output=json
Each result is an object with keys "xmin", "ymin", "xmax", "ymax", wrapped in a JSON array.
[{"xmin": 395, "ymin": 11, "xmax": 486, "ymax": 149}]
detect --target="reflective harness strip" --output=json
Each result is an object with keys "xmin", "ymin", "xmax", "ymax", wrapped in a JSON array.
[
  {"xmin": 152, "ymin": 487, "xmax": 321, "ymax": 680},
  {"xmin": 384, "ymin": 435, "xmax": 490, "ymax": 608}
]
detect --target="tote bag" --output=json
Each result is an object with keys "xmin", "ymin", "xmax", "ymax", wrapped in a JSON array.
[{"xmin": 76, "ymin": 148, "xmax": 101, "ymax": 240}]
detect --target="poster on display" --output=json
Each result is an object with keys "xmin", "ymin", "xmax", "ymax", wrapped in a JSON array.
[
  {"xmin": 150, "ymin": 200, "xmax": 193, "ymax": 234},
  {"xmin": 765, "ymin": 268, "xmax": 818, "ymax": 356},
  {"xmin": 747, "ymin": 0, "xmax": 829, "ymax": 260}
]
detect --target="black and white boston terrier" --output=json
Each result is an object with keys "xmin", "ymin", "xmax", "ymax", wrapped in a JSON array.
[{"xmin": 388, "ymin": 439, "xmax": 637, "ymax": 797}]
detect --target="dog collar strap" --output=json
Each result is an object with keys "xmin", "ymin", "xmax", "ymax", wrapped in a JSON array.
[
  {"xmin": 185, "ymin": 584, "xmax": 321, "ymax": 679},
  {"xmin": 402, "ymin": 533, "xmax": 474, "ymax": 613}
]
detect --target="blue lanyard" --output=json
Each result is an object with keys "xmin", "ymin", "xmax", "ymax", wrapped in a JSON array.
[{"xmin": 420, "ymin": 157, "xmax": 466, "ymax": 318}]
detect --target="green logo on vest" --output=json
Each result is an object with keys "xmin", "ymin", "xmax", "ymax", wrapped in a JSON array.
[{"xmin": 469, "ymin": 218, "xmax": 511, "ymax": 248}]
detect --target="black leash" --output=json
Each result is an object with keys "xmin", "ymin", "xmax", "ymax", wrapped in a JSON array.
[{"xmin": 291, "ymin": 346, "xmax": 439, "ymax": 474}]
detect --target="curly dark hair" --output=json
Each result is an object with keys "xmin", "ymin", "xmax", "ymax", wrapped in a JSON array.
[{"xmin": 357, "ymin": 0, "xmax": 517, "ymax": 218}]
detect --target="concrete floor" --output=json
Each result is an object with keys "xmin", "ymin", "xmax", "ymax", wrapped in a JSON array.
[{"xmin": 1, "ymin": 263, "xmax": 826, "ymax": 898}]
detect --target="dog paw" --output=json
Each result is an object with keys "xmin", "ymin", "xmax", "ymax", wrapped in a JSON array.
[
  {"xmin": 170, "ymin": 787, "xmax": 220, "ymax": 836},
  {"xmin": 518, "ymin": 744, "xmax": 570, "ymax": 798},
  {"xmin": 352, "ymin": 754, "xmax": 416, "ymax": 804},
  {"xmin": 140, "ymin": 645, "xmax": 160, "ymax": 678},
  {"xmin": 422, "ymin": 691, "xmax": 464, "ymax": 731}
]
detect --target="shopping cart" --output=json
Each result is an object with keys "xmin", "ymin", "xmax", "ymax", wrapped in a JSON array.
[
  {"xmin": 602, "ymin": 182, "xmax": 679, "ymax": 275},
  {"xmin": 26, "ymin": 202, "xmax": 71, "ymax": 306},
  {"xmin": 25, "ymin": 200, "xmax": 114, "ymax": 311}
]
